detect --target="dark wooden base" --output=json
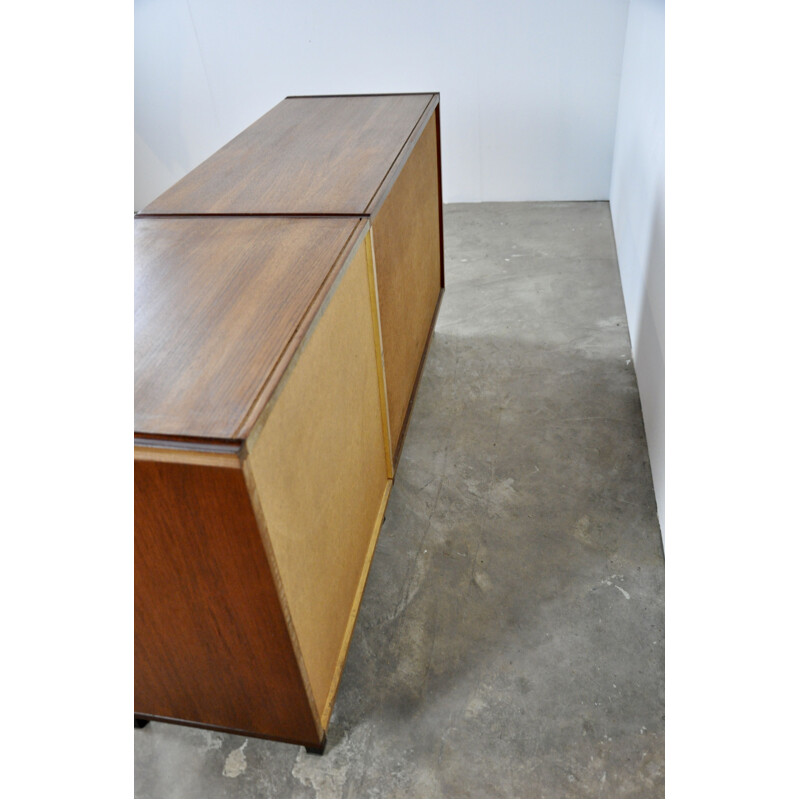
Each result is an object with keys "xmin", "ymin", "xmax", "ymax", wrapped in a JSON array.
[
  {"xmin": 304, "ymin": 734, "xmax": 327, "ymax": 756},
  {"xmin": 132, "ymin": 712, "xmax": 327, "ymax": 752}
]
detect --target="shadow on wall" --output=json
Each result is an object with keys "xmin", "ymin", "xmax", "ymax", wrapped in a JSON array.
[{"xmin": 632, "ymin": 177, "xmax": 665, "ymax": 538}]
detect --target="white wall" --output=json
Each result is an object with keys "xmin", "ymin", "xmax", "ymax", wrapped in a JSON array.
[
  {"xmin": 609, "ymin": 0, "xmax": 664, "ymax": 541},
  {"xmin": 135, "ymin": 0, "xmax": 630, "ymax": 210}
]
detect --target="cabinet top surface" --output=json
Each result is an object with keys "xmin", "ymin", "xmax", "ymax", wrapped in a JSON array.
[
  {"xmin": 134, "ymin": 216, "xmax": 366, "ymax": 442},
  {"xmin": 140, "ymin": 94, "xmax": 438, "ymax": 216}
]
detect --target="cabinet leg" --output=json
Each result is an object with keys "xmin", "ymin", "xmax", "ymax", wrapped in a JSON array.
[
  {"xmin": 304, "ymin": 734, "xmax": 327, "ymax": 756},
  {"xmin": 134, "ymin": 717, "xmax": 150, "ymax": 729}
]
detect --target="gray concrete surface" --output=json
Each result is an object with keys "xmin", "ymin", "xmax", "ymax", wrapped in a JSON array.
[{"xmin": 134, "ymin": 202, "xmax": 665, "ymax": 799}]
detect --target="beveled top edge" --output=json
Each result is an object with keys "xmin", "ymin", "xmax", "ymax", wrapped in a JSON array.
[
  {"xmin": 134, "ymin": 212, "xmax": 371, "ymax": 219},
  {"xmin": 133, "ymin": 432, "xmax": 244, "ymax": 449},
  {"xmin": 285, "ymin": 92, "xmax": 439, "ymax": 99},
  {"xmin": 134, "ymin": 437, "xmax": 244, "ymax": 469}
]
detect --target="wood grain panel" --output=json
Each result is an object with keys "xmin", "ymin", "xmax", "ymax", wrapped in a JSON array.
[
  {"xmin": 134, "ymin": 459, "xmax": 321, "ymax": 746},
  {"xmin": 141, "ymin": 95, "xmax": 433, "ymax": 215},
  {"xmin": 245, "ymin": 238, "xmax": 390, "ymax": 721},
  {"xmin": 134, "ymin": 216, "xmax": 362, "ymax": 440},
  {"xmin": 372, "ymin": 115, "xmax": 443, "ymax": 457}
]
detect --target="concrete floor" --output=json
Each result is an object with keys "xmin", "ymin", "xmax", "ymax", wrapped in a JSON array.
[{"xmin": 134, "ymin": 202, "xmax": 665, "ymax": 799}]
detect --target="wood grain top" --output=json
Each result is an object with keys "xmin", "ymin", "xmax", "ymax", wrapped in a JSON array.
[
  {"xmin": 135, "ymin": 216, "xmax": 366, "ymax": 442},
  {"xmin": 140, "ymin": 94, "xmax": 437, "ymax": 216}
]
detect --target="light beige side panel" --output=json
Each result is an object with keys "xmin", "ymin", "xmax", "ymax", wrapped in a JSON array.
[
  {"xmin": 372, "ymin": 115, "xmax": 442, "ymax": 457},
  {"xmin": 246, "ymin": 239, "xmax": 390, "ymax": 723}
]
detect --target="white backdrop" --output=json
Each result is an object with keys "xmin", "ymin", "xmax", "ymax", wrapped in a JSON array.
[
  {"xmin": 135, "ymin": 0, "xmax": 630, "ymax": 211},
  {"xmin": 610, "ymin": 0, "xmax": 664, "ymax": 541}
]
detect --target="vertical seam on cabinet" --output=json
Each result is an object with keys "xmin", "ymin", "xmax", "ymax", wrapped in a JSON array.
[
  {"xmin": 435, "ymin": 104, "xmax": 446, "ymax": 289},
  {"xmin": 318, "ymin": 479, "xmax": 393, "ymax": 730},
  {"xmin": 365, "ymin": 228, "xmax": 394, "ymax": 478}
]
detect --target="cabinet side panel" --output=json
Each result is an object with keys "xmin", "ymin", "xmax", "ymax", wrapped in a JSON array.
[
  {"xmin": 134, "ymin": 460, "xmax": 320, "ymax": 745},
  {"xmin": 247, "ymin": 239, "xmax": 390, "ymax": 722},
  {"xmin": 372, "ymin": 114, "xmax": 442, "ymax": 456}
]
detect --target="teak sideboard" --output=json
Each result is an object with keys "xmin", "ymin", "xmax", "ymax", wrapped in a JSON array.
[{"xmin": 134, "ymin": 93, "xmax": 443, "ymax": 751}]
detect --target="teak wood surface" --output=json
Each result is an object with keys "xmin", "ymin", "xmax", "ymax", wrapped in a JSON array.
[
  {"xmin": 135, "ymin": 92, "xmax": 445, "ymax": 747},
  {"xmin": 134, "ymin": 459, "xmax": 321, "ymax": 746},
  {"xmin": 134, "ymin": 215, "xmax": 365, "ymax": 441},
  {"xmin": 140, "ymin": 94, "xmax": 436, "ymax": 216}
]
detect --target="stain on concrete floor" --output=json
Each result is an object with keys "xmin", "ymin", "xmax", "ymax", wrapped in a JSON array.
[{"xmin": 134, "ymin": 202, "xmax": 665, "ymax": 799}]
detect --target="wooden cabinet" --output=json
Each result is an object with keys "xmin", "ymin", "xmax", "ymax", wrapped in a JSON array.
[{"xmin": 134, "ymin": 94, "xmax": 443, "ymax": 750}]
